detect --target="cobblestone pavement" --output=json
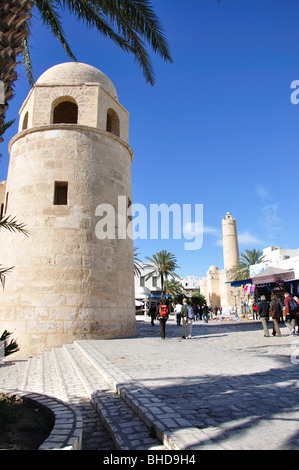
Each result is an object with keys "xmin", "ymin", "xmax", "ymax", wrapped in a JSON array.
[
  {"xmin": 0, "ymin": 349, "xmax": 116, "ymax": 450},
  {"xmin": 93, "ymin": 316, "xmax": 299, "ymax": 450},
  {"xmin": 1, "ymin": 316, "xmax": 299, "ymax": 450}
]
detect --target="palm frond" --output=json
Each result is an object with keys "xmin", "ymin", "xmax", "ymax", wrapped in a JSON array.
[
  {"xmin": 22, "ymin": 29, "xmax": 35, "ymax": 87},
  {"xmin": 229, "ymin": 248, "xmax": 266, "ymax": 281},
  {"xmin": 0, "ymin": 215, "xmax": 29, "ymax": 237},
  {"xmin": 58, "ymin": 0, "xmax": 133, "ymax": 52},
  {"xmin": 35, "ymin": 0, "xmax": 77, "ymax": 60},
  {"xmin": 98, "ymin": 0, "xmax": 172, "ymax": 84},
  {"xmin": 99, "ymin": 0, "xmax": 172, "ymax": 61},
  {"xmin": 0, "ymin": 330, "xmax": 19, "ymax": 357},
  {"xmin": 36, "ymin": 0, "xmax": 172, "ymax": 86},
  {"xmin": 0, "ymin": 266, "xmax": 14, "ymax": 288},
  {"xmin": 0, "ymin": 120, "xmax": 16, "ymax": 143},
  {"xmin": 0, "ymin": 215, "xmax": 29, "ymax": 288}
]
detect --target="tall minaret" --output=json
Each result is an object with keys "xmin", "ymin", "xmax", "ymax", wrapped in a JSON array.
[{"xmin": 222, "ymin": 212, "xmax": 239, "ymax": 271}]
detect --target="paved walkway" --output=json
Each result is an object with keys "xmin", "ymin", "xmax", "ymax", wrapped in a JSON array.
[{"xmin": 1, "ymin": 316, "xmax": 299, "ymax": 450}]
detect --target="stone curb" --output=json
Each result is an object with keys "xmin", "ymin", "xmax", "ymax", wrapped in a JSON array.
[
  {"xmin": 62, "ymin": 344, "xmax": 165, "ymax": 450},
  {"xmin": 75, "ymin": 340, "xmax": 224, "ymax": 450},
  {"xmin": 2, "ymin": 389, "xmax": 83, "ymax": 450}
]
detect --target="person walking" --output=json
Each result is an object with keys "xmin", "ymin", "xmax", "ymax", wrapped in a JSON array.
[
  {"xmin": 258, "ymin": 295, "xmax": 270, "ymax": 337},
  {"xmin": 186, "ymin": 304, "xmax": 195, "ymax": 338},
  {"xmin": 269, "ymin": 294, "xmax": 282, "ymax": 337},
  {"xmin": 294, "ymin": 296, "xmax": 299, "ymax": 334},
  {"xmin": 198, "ymin": 305, "xmax": 203, "ymax": 321},
  {"xmin": 181, "ymin": 298, "xmax": 193, "ymax": 339},
  {"xmin": 149, "ymin": 304, "xmax": 157, "ymax": 326},
  {"xmin": 284, "ymin": 292, "xmax": 297, "ymax": 336},
  {"xmin": 277, "ymin": 297, "xmax": 284, "ymax": 323},
  {"xmin": 196, "ymin": 305, "xmax": 201, "ymax": 321},
  {"xmin": 193, "ymin": 304, "xmax": 198, "ymax": 321},
  {"xmin": 175, "ymin": 302, "xmax": 182, "ymax": 326},
  {"xmin": 202, "ymin": 304, "xmax": 209, "ymax": 323},
  {"xmin": 252, "ymin": 301, "xmax": 258, "ymax": 320},
  {"xmin": 158, "ymin": 300, "xmax": 169, "ymax": 339}
]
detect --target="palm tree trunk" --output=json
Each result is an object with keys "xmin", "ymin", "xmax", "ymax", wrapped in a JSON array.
[
  {"xmin": 0, "ymin": 0, "xmax": 34, "ymax": 142},
  {"xmin": 164, "ymin": 275, "xmax": 169, "ymax": 296},
  {"xmin": 160, "ymin": 273, "xmax": 164, "ymax": 298}
]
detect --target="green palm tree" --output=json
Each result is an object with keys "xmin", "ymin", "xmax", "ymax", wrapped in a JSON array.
[
  {"xmin": 1, "ymin": 0, "xmax": 173, "ymax": 139},
  {"xmin": 144, "ymin": 250, "xmax": 180, "ymax": 297},
  {"xmin": 230, "ymin": 248, "xmax": 266, "ymax": 281},
  {"xmin": 166, "ymin": 278, "xmax": 184, "ymax": 300}
]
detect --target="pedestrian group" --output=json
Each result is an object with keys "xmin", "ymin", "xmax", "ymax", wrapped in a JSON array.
[
  {"xmin": 258, "ymin": 292, "xmax": 299, "ymax": 337},
  {"xmin": 150, "ymin": 298, "xmax": 221, "ymax": 339},
  {"xmin": 149, "ymin": 293, "xmax": 299, "ymax": 339}
]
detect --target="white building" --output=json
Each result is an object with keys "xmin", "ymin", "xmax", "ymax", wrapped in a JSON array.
[
  {"xmin": 250, "ymin": 246, "xmax": 299, "ymax": 280},
  {"xmin": 134, "ymin": 264, "xmax": 202, "ymax": 311},
  {"xmin": 134, "ymin": 263, "xmax": 162, "ymax": 303},
  {"xmin": 179, "ymin": 275, "xmax": 200, "ymax": 296}
]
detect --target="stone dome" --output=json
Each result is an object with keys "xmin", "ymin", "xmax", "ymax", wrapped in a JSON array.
[
  {"xmin": 36, "ymin": 62, "xmax": 118, "ymax": 100},
  {"xmin": 209, "ymin": 265, "xmax": 218, "ymax": 271}
]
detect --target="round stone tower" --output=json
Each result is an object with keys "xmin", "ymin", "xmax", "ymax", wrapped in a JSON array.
[
  {"xmin": 222, "ymin": 212, "xmax": 239, "ymax": 271},
  {"xmin": 0, "ymin": 62, "xmax": 136, "ymax": 355}
]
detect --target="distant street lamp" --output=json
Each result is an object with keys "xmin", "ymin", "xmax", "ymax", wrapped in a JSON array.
[{"xmin": 231, "ymin": 290, "xmax": 240, "ymax": 308}]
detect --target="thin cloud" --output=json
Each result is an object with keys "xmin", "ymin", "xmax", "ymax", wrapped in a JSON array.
[
  {"xmin": 255, "ymin": 186, "xmax": 282, "ymax": 241},
  {"xmin": 215, "ymin": 231, "xmax": 262, "ymax": 247},
  {"xmin": 203, "ymin": 226, "xmax": 221, "ymax": 235},
  {"xmin": 261, "ymin": 203, "xmax": 281, "ymax": 225},
  {"xmin": 183, "ymin": 223, "xmax": 223, "ymax": 247},
  {"xmin": 183, "ymin": 223, "xmax": 220, "ymax": 236},
  {"xmin": 255, "ymin": 184, "xmax": 270, "ymax": 201},
  {"xmin": 238, "ymin": 231, "xmax": 262, "ymax": 245}
]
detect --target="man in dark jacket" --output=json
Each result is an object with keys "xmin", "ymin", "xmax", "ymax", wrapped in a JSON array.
[{"xmin": 258, "ymin": 295, "xmax": 270, "ymax": 337}]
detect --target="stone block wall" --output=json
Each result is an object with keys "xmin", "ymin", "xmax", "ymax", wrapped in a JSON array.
[{"xmin": 0, "ymin": 63, "xmax": 136, "ymax": 356}]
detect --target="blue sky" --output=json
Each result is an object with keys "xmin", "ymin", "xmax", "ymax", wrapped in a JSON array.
[{"xmin": 1, "ymin": 0, "xmax": 299, "ymax": 279}]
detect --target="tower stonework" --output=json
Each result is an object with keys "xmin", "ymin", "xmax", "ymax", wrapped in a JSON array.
[
  {"xmin": 0, "ymin": 62, "xmax": 136, "ymax": 356},
  {"xmin": 222, "ymin": 212, "xmax": 239, "ymax": 272}
]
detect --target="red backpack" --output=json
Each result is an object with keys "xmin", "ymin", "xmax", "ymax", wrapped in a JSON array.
[{"xmin": 159, "ymin": 305, "xmax": 168, "ymax": 317}]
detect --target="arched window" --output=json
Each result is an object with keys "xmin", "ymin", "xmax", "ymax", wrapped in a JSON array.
[
  {"xmin": 22, "ymin": 111, "xmax": 28, "ymax": 130},
  {"xmin": 106, "ymin": 108, "xmax": 120, "ymax": 137},
  {"xmin": 52, "ymin": 98, "xmax": 78, "ymax": 124}
]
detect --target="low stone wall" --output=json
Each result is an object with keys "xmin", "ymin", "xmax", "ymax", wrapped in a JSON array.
[{"xmin": 3, "ymin": 389, "xmax": 83, "ymax": 450}]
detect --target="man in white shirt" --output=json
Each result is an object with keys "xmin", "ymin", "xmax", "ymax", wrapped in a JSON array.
[{"xmin": 175, "ymin": 302, "xmax": 182, "ymax": 325}]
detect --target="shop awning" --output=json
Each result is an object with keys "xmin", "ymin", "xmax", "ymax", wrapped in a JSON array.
[
  {"xmin": 228, "ymin": 278, "xmax": 252, "ymax": 287},
  {"xmin": 252, "ymin": 267, "xmax": 294, "ymax": 285}
]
